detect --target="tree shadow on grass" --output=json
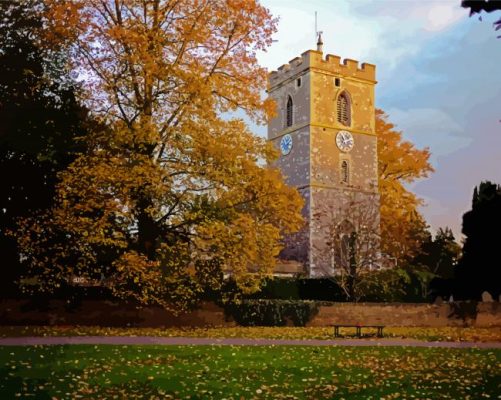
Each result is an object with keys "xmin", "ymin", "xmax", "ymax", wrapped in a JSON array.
[{"xmin": 0, "ymin": 368, "xmax": 54, "ymax": 399}]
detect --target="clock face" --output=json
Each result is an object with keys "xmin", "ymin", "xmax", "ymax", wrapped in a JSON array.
[
  {"xmin": 336, "ymin": 130, "xmax": 354, "ymax": 152},
  {"xmin": 280, "ymin": 134, "xmax": 293, "ymax": 156}
]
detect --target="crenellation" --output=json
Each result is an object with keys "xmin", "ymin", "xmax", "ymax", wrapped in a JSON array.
[
  {"xmin": 269, "ymin": 48, "xmax": 376, "ymax": 85},
  {"xmin": 342, "ymin": 58, "xmax": 359, "ymax": 69},
  {"xmin": 325, "ymin": 54, "xmax": 341, "ymax": 65},
  {"xmin": 360, "ymin": 62, "xmax": 375, "ymax": 72},
  {"xmin": 277, "ymin": 63, "xmax": 291, "ymax": 72},
  {"xmin": 313, "ymin": 55, "xmax": 376, "ymax": 81},
  {"xmin": 289, "ymin": 56, "xmax": 303, "ymax": 67}
]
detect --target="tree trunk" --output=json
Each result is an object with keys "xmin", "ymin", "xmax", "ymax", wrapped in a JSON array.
[
  {"xmin": 137, "ymin": 198, "xmax": 160, "ymax": 260},
  {"xmin": 348, "ymin": 232, "xmax": 358, "ymax": 301}
]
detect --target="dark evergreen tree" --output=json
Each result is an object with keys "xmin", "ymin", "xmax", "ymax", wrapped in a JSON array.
[
  {"xmin": 455, "ymin": 181, "xmax": 501, "ymax": 299},
  {"xmin": 0, "ymin": 0, "xmax": 89, "ymax": 296}
]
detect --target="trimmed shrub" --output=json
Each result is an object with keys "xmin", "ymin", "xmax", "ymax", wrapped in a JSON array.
[
  {"xmin": 245, "ymin": 278, "xmax": 346, "ymax": 301},
  {"xmin": 224, "ymin": 299, "xmax": 320, "ymax": 326},
  {"xmin": 297, "ymin": 278, "xmax": 345, "ymax": 301}
]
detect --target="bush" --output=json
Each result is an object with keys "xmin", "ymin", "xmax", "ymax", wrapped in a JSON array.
[
  {"xmin": 298, "ymin": 279, "xmax": 346, "ymax": 301},
  {"xmin": 246, "ymin": 278, "xmax": 346, "ymax": 301},
  {"xmin": 358, "ymin": 268, "xmax": 411, "ymax": 302},
  {"xmin": 224, "ymin": 299, "xmax": 320, "ymax": 326},
  {"xmin": 252, "ymin": 278, "xmax": 300, "ymax": 300},
  {"xmin": 357, "ymin": 267, "xmax": 436, "ymax": 303}
]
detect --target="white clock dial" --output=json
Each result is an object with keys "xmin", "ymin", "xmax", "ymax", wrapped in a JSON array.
[
  {"xmin": 280, "ymin": 134, "xmax": 293, "ymax": 156},
  {"xmin": 336, "ymin": 130, "xmax": 354, "ymax": 152}
]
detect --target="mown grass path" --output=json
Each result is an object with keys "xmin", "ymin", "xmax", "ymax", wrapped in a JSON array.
[{"xmin": 1, "ymin": 336, "xmax": 501, "ymax": 348}]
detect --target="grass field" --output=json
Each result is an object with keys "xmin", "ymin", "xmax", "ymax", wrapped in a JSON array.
[
  {"xmin": 1, "ymin": 325, "xmax": 501, "ymax": 342},
  {"xmin": 1, "ymin": 345, "xmax": 500, "ymax": 399}
]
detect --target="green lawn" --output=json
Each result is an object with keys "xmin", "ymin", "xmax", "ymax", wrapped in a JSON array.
[{"xmin": 1, "ymin": 345, "xmax": 500, "ymax": 399}]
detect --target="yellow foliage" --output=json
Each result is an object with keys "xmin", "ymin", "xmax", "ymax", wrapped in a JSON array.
[
  {"xmin": 14, "ymin": 0, "xmax": 303, "ymax": 311},
  {"xmin": 377, "ymin": 109, "xmax": 434, "ymax": 263}
]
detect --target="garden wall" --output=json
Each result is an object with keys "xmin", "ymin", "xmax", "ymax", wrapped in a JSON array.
[
  {"xmin": 307, "ymin": 301, "xmax": 501, "ymax": 328},
  {"xmin": 0, "ymin": 300, "xmax": 229, "ymax": 328},
  {"xmin": 1, "ymin": 299, "xmax": 500, "ymax": 327}
]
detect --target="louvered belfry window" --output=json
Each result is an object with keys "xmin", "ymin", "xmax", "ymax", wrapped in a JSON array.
[
  {"xmin": 286, "ymin": 96, "xmax": 293, "ymax": 127},
  {"xmin": 337, "ymin": 92, "xmax": 350, "ymax": 126},
  {"xmin": 341, "ymin": 160, "xmax": 349, "ymax": 184}
]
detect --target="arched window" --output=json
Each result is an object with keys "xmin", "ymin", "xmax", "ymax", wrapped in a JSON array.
[
  {"xmin": 337, "ymin": 91, "xmax": 351, "ymax": 126},
  {"xmin": 341, "ymin": 160, "xmax": 349, "ymax": 184},
  {"xmin": 286, "ymin": 96, "xmax": 293, "ymax": 127},
  {"xmin": 337, "ymin": 219, "xmax": 356, "ymax": 265},
  {"xmin": 341, "ymin": 234, "xmax": 351, "ymax": 259}
]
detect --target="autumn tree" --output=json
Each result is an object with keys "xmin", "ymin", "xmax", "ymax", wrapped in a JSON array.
[
  {"xmin": 15, "ymin": 0, "xmax": 303, "ymax": 310},
  {"xmin": 377, "ymin": 109, "xmax": 434, "ymax": 265}
]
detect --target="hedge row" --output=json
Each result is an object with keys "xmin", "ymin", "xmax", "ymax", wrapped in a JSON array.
[
  {"xmin": 223, "ymin": 299, "xmax": 320, "ymax": 326},
  {"xmin": 218, "ymin": 278, "xmax": 346, "ymax": 302}
]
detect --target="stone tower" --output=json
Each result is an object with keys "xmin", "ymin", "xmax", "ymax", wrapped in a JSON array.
[{"xmin": 267, "ymin": 39, "xmax": 379, "ymax": 277}]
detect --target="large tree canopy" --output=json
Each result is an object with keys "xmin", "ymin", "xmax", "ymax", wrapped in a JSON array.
[{"xmin": 15, "ymin": 0, "xmax": 303, "ymax": 309}]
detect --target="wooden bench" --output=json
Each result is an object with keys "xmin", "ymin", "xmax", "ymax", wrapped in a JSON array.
[{"xmin": 333, "ymin": 324, "xmax": 384, "ymax": 338}]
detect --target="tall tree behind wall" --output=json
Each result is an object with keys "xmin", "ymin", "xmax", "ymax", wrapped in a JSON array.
[
  {"xmin": 0, "ymin": 0, "xmax": 89, "ymax": 295},
  {"xmin": 377, "ymin": 109, "xmax": 434, "ymax": 266},
  {"xmin": 415, "ymin": 227, "xmax": 461, "ymax": 280}
]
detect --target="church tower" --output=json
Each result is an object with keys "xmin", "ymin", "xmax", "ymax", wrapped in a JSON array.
[{"xmin": 267, "ymin": 37, "xmax": 379, "ymax": 277}]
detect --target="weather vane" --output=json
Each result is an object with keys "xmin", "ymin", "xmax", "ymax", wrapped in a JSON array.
[{"xmin": 315, "ymin": 11, "xmax": 323, "ymax": 52}]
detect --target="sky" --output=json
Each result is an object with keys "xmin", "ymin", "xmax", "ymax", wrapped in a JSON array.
[{"xmin": 253, "ymin": 0, "xmax": 501, "ymax": 240}]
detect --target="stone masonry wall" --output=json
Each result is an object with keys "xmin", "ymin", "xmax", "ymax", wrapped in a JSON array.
[
  {"xmin": 308, "ymin": 302, "xmax": 501, "ymax": 328},
  {"xmin": 0, "ymin": 300, "xmax": 231, "ymax": 328},
  {"xmin": 1, "ymin": 300, "xmax": 500, "ymax": 328}
]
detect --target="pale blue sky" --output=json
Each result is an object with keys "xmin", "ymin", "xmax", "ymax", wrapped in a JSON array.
[{"xmin": 253, "ymin": 0, "xmax": 501, "ymax": 240}]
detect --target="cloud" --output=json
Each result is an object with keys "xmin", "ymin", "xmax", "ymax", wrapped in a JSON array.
[
  {"xmin": 414, "ymin": 115, "xmax": 501, "ymax": 239},
  {"xmin": 351, "ymin": 0, "xmax": 467, "ymax": 32},
  {"xmin": 378, "ymin": 12, "xmax": 501, "ymax": 238},
  {"xmin": 386, "ymin": 107, "xmax": 472, "ymax": 164},
  {"xmin": 260, "ymin": 0, "xmax": 470, "ymax": 79},
  {"xmin": 424, "ymin": 3, "xmax": 466, "ymax": 32}
]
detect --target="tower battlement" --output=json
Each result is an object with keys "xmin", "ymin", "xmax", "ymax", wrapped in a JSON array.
[{"xmin": 269, "ymin": 50, "xmax": 376, "ymax": 87}]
